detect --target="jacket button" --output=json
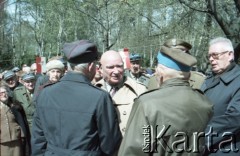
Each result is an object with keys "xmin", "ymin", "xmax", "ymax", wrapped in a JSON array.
[
  {"xmin": 122, "ymin": 127, "xmax": 126, "ymax": 132},
  {"xmin": 123, "ymin": 111, "xmax": 127, "ymax": 115}
]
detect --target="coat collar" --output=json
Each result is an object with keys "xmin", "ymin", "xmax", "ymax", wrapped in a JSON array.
[
  {"xmin": 95, "ymin": 76, "xmax": 140, "ymax": 95},
  {"xmin": 202, "ymin": 63, "xmax": 240, "ymax": 91},
  {"xmin": 160, "ymin": 78, "xmax": 189, "ymax": 89},
  {"xmin": 60, "ymin": 71, "xmax": 92, "ymax": 85}
]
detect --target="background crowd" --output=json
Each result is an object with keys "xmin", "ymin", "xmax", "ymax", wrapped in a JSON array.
[{"xmin": 1, "ymin": 37, "xmax": 240, "ymax": 156}]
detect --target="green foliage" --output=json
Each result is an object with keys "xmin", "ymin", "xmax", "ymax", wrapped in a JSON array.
[{"xmin": 1, "ymin": 0, "xmax": 240, "ymax": 72}]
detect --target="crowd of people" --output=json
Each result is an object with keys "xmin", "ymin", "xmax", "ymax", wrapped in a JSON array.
[{"xmin": 0, "ymin": 37, "xmax": 240, "ymax": 156}]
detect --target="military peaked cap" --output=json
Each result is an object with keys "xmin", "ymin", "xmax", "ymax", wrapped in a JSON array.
[
  {"xmin": 22, "ymin": 73, "xmax": 35, "ymax": 81},
  {"xmin": 158, "ymin": 46, "xmax": 197, "ymax": 72},
  {"xmin": 130, "ymin": 54, "xmax": 141, "ymax": 61},
  {"xmin": 63, "ymin": 40, "xmax": 98, "ymax": 64},
  {"xmin": 163, "ymin": 38, "xmax": 192, "ymax": 50},
  {"xmin": 3, "ymin": 71, "xmax": 15, "ymax": 80}
]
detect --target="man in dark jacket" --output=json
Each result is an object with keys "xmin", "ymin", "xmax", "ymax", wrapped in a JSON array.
[
  {"xmin": 31, "ymin": 40, "xmax": 122, "ymax": 156},
  {"xmin": 201, "ymin": 37, "xmax": 240, "ymax": 155}
]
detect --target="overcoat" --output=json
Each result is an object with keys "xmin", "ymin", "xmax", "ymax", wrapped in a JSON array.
[
  {"xmin": 95, "ymin": 76, "xmax": 147, "ymax": 135},
  {"xmin": 1, "ymin": 100, "xmax": 31, "ymax": 156},
  {"xmin": 31, "ymin": 72, "xmax": 122, "ymax": 156},
  {"xmin": 118, "ymin": 78, "xmax": 213, "ymax": 156},
  {"xmin": 201, "ymin": 63, "xmax": 240, "ymax": 155}
]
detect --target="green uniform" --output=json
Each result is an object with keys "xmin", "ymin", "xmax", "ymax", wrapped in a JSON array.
[
  {"xmin": 125, "ymin": 70, "xmax": 150, "ymax": 87},
  {"xmin": 118, "ymin": 78, "xmax": 213, "ymax": 156},
  {"xmin": 13, "ymin": 86, "xmax": 35, "ymax": 128},
  {"xmin": 148, "ymin": 71, "xmax": 206, "ymax": 90}
]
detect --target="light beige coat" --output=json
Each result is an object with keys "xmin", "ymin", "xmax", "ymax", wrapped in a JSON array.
[{"xmin": 95, "ymin": 77, "xmax": 147, "ymax": 135}]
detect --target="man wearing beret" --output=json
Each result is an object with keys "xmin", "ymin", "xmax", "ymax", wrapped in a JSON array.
[
  {"xmin": 31, "ymin": 40, "xmax": 122, "ymax": 156},
  {"xmin": 148, "ymin": 38, "xmax": 206, "ymax": 90},
  {"xmin": 118, "ymin": 45, "xmax": 213, "ymax": 156},
  {"xmin": 125, "ymin": 53, "xmax": 150, "ymax": 87},
  {"xmin": 13, "ymin": 73, "xmax": 36, "ymax": 128}
]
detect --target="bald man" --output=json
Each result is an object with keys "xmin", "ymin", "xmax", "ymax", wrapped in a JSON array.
[{"xmin": 95, "ymin": 50, "xmax": 147, "ymax": 135}]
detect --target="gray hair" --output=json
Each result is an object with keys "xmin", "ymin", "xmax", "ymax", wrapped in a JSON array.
[
  {"xmin": 209, "ymin": 37, "xmax": 234, "ymax": 52},
  {"xmin": 69, "ymin": 62, "xmax": 89, "ymax": 75}
]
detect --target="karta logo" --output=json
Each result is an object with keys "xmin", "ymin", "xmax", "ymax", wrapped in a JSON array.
[{"xmin": 142, "ymin": 125, "xmax": 239, "ymax": 154}]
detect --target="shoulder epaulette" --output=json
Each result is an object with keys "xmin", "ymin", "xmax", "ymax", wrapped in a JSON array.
[
  {"xmin": 193, "ymin": 88, "xmax": 204, "ymax": 94},
  {"xmin": 139, "ymin": 88, "xmax": 159, "ymax": 97}
]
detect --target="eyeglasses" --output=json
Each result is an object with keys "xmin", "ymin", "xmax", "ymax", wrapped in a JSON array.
[{"xmin": 208, "ymin": 51, "xmax": 231, "ymax": 59}]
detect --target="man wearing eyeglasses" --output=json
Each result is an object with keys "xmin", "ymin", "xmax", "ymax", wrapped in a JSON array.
[{"xmin": 201, "ymin": 37, "xmax": 240, "ymax": 155}]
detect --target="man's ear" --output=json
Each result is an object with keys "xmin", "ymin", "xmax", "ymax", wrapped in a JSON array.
[{"xmin": 88, "ymin": 62, "xmax": 94, "ymax": 71}]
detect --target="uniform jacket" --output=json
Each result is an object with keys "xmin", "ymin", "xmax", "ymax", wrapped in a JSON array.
[
  {"xmin": 13, "ymin": 86, "xmax": 35, "ymax": 128},
  {"xmin": 125, "ymin": 70, "xmax": 150, "ymax": 87},
  {"xmin": 148, "ymin": 71, "xmax": 206, "ymax": 90},
  {"xmin": 0, "ymin": 100, "xmax": 31, "ymax": 156},
  {"xmin": 201, "ymin": 63, "xmax": 240, "ymax": 155},
  {"xmin": 31, "ymin": 72, "xmax": 122, "ymax": 156},
  {"xmin": 118, "ymin": 78, "xmax": 213, "ymax": 156},
  {"xmin": 95, "ymin": 76, "xmax": 147, "ymax": 135}
]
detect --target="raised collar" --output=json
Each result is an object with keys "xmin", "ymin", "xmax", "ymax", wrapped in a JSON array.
[
  {"xmin": 60, "ymin": 71, "xmax": 92, "ymax": 85},
  {"xmin": 208, "ymin": 62, "xmax": 240, "ymax": 84}
]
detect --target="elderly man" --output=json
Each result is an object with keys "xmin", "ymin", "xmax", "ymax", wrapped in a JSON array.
[
  {"xmin": 13, "ymin": 73, "xmax": 36, "ymax": 128},
  {"xmin": 118, "ymin": 45, "xmax": 213, "ymax": 156},
  {"xmin": 31, "ymin": 40, "xmax": 122, "ymax": 156},
  {"xmin": 148, "ymin": 39, "xmax": 206, "ymax": 90},
  {"xmin": 95, "ymin": 50, "xmax": 147, "ymax": 135},
  {"xmin": 125, "ymin": 53, "xmax": 150, "ymax": 87},
  {"xmin": 201, "ymin": 37, "xmax": 240, "ymax": 155},
  {"xmin": 3, "ymin": 71, "xmax": 22, "ymax": 92}
]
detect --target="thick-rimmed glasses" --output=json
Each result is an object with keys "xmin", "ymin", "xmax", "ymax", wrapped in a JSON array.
[{"xmin": 208, "ymin": 51, "xmax": 231, "ymax": 59}]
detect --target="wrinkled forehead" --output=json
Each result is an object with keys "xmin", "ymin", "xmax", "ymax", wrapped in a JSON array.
[
  {"xmin": 101, "ymin": 56, "xmax": 123, "ymax": 67},
  {"xmin": 105, "ymin": 61, "xmax": 124, "ymax": 67}
]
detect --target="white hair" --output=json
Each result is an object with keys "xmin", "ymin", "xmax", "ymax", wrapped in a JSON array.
[{"xmin": 209, "ymin": 37, "xmax": 234, "ymax": 52}]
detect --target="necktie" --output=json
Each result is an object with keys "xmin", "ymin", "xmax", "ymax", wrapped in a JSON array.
[{"xmin": 110, "ymin": 87, "xmax": 117, "ymax": 97}]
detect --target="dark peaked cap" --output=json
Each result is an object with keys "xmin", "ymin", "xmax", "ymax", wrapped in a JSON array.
[
  {"xmin": 63, "ymin": 40, "xmax": 98, "ymax": 64},
  {"xmin": 160, "ymin": 46, "xmax": 197, "ymax": 67},
  {"xmin": 164, "ymin": 39, "xmax": 192, "ymax": 50}
]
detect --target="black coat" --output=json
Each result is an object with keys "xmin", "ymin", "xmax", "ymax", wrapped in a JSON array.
[
  {"xmin": 31, "ymin": 71, "xmax": 122, "ymax": 156},
  {"xmin": 201, "ymin": 63, "xmax": 240, "ymax": 155}
]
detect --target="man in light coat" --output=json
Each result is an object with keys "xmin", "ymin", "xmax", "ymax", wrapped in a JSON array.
[
  {"xmin": 95, "ymin": 50, "xmax": 147, "ymax": 135},
  {"xmin": 118, "ymin": 45, "xmax": 213, "ymax": 156}
]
